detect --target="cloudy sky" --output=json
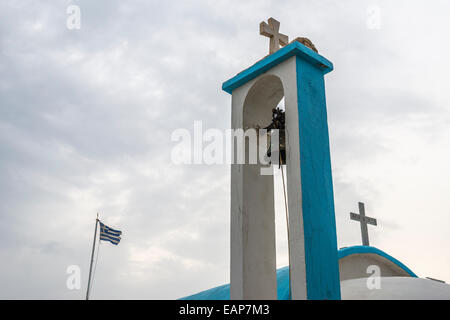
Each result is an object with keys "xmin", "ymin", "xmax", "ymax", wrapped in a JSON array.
[{"xmin": 1, "ymin": 0, "xmax": 450, "ymax": 299}]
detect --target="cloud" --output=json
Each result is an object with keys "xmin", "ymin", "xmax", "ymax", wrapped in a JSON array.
[{"xmin": 1, "ymin": 0, "xmax": 450, "ymax": 299}]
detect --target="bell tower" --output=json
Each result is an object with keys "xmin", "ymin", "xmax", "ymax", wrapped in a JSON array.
[{"xmin": 222, "ymin": 18, "xmax": 341, "ymax": 300}]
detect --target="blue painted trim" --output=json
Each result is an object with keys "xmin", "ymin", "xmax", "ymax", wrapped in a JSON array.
[
  {"xmin": 338, "ymin": 246, "xmax": 418, "ymax": 278},
  {"xmin": 179, "ymin": 283, "xmax": 230, "ymax": 300},
  {"xmin": 295, "ymin": 56, "xmax": 341, "ymax": 300},
  {"xmin": 221, "ymin": 41, "xmax": 333, "ymax": 94}
]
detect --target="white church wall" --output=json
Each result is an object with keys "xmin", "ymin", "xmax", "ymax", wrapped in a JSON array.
[
  {"xmin": 339, "ymin": 253, "xmax": 412, "ymax": 281},
  {"xmin": 341, "ymin": 277, "xmax": 450, "ymax": 300}
]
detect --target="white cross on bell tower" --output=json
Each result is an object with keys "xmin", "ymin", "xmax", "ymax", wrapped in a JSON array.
[{"xmin": 260, "ymin": 18, "xmax": 289, "ymax": 54}]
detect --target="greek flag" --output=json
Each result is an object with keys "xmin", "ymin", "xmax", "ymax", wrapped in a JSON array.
[{"xmin": 99, "ymin": 221, "xmax": 122, "ymax": 245}]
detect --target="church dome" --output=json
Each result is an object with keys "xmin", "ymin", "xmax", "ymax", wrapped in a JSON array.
[{"xmin": 180, "ymin": 245, "xmax": 450, "ymax": 300}]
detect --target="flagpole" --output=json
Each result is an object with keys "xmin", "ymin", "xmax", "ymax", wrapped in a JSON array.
[{"xmin": 86, "ymin": 213, "xmax": 99, "ymax": 300}]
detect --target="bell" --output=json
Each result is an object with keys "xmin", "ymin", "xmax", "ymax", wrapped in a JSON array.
[{"xmin": 264, "ymin": 107, "xmax": 286, "ymax": 166}]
